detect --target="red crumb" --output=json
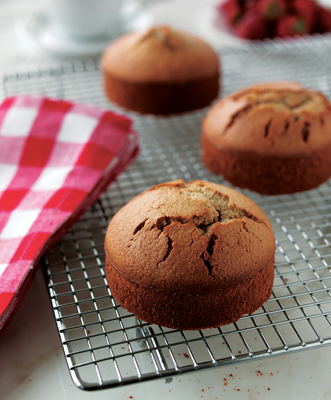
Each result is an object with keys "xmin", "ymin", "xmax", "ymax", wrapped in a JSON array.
[
  {"xmin": 237, "ymin": 389, "xmax": 240, "ymax": 391},
  {"xmin": 202, "ymin": 389, "xmax": 204, "ymax": 392},
  {"xmin": 87, "ymin": 330, "xmax": 90, "ymax": 334},
  {"xmin": 229, "ymin": 373, "xmax": 233, "ymax": 377},
  {"xmin": 238, "ymin": 351, "xmax": 241, "ymax": 354},
  {"xmin": 270, "ymin": 372, "xmax": 273, "ymax": 376},
  {"xmin": 224, "ymin": 378, "xmax": 227, "ymax": 381},
  {"xmin": 184, "ymin": 353, "xmax": 189, "ymax": 358},
  {"xmin": 121, "ymin": 347, "xmax": 125, "ymax": 349},
  {"xmin": 268, "ymin": 388, "xmax": 271, "ymax": 391},
  {"xmin": 129, "ymin": 397, "xmax": 133, "ymax": 399}
]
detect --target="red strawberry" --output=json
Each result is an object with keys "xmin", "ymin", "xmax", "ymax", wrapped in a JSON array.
[
  {"xmin": 257, "ymin": 0, "xmax": 287, "ymax": 20},
  {"xmin": 218, "ymin": 0, "xmax": 244, "ymax": 26},
  {"xmin": 246, "ymin": 0, "xmax": 258, "ymax": 6},
  {"xmin": 292, "ymin": 0, "xmax": 317, "ymax": 32},
  {"xmin": 314, "ymin": 4, "xmax": 331, "ymax": 33},
  {"xmin": 276, "ymin": 13, "xmax": 309, "ymax": 37},
  {"xmin": 235, "ymin": 10, "xmax": 268, "ymax": 39}
]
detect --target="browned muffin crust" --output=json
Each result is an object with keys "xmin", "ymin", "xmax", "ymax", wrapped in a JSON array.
[
  {"xmin": 202, "ymin": 82, "xmax": 331, "ymax": 195},
  {"xmin": 105, "ymin": 179, "xmax": 275, "ymax": 330},
  {"xmin": 103, "ymin": 74, "xmax": 219, "ymax": 116},
  {"xmin": 102, "ymin": 26, "xmax": 220, "ymax": 115}
]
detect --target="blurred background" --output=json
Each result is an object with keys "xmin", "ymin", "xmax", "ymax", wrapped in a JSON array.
[{"xmin": 0, "ymin": 0, "xmax": 215, "ymax": 73}]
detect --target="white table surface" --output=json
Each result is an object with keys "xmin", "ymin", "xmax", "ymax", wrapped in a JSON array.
[{"xmin": 1, "ymin": 0, "xmax": 331, "ymax": 399}]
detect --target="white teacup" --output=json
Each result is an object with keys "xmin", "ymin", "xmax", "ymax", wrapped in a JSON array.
[{"xmin": 43, "ymin": 0, "xmax": 122, "ymax": 41}]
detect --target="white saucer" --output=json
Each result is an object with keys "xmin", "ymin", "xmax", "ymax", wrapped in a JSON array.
[{"xmin": 15, "ymin": 10, "xmax": 154, "ymax": 57}]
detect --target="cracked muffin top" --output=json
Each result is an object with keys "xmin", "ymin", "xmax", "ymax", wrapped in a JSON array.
[
  {"xmin": 202, "ymin": 82, "xmax": 331, "ymax": 156},
  {"xmin": 105, "ymin": 180, "xmax": 275, "ymax": 293},
  {"xmin": 102, "ymin": 26, "xmax": 220, "ymax": 82}
]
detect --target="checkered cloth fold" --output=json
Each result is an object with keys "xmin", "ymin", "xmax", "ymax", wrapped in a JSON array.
[{"xmin": 0, "ymin": 96, "xmax": 139, "ymax": 330}]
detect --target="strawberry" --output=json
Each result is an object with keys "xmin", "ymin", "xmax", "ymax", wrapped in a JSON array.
[
  {"xmin": 234, "ymin": 9, "xmax": 268, "ymax": 39},
  {"xmin": 276, "ymin": 13, "xmax": 309, "ymax": 37},
  {"xmin": 314, "ymin": 4, "xmax": 331, "ymax": 33},
  {"xmin": 218, "ymin": 0, "xmax": 244, "ymax": 26},
  {"xmin": 256, "ymin": 0, "xmax": 287, "ymax": 20},
  {"xmin": 291, "ymin": 0, "xmax": 317, "ymax": 32}
]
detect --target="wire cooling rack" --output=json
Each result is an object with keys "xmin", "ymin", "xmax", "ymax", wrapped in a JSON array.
[{"xmin": 2, "ymin": 45, "xmax": 331, "ymax": 391}]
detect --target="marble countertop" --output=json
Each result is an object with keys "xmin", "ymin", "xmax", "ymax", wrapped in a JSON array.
[{"xmin": 1, "ymin": 0, "xmax": 331, "ymax": 399}]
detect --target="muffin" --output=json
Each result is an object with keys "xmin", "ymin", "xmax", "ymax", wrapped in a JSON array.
[
  {"xmin": 101, "ymin": 26, "xmax": 220, "ymax": 115},
  {"xmin": 105, "ymin": 179, "xmax": 275, "ymax": 330},
  {"xmin": 202, "ymin": 81, "xmax": 331, "ymax": 195}
]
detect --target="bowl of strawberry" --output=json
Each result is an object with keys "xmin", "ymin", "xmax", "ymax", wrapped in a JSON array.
[{"xmin": 217, "ymin": 0, "xmax": 331, "ymax": 40}]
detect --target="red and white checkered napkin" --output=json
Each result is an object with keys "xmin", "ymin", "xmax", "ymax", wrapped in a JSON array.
[{"xmin": 0, "ymin": 96, "xmax": 139, "ymax": 330}]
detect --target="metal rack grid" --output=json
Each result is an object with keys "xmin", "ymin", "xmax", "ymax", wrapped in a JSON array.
[{"xmin": 2, "ymin": 44, "xmax": 331, "ymax": 391}]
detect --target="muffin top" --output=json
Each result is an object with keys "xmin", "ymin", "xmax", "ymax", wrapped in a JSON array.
[
  {"xmin": 102, "ymin": 26, "xmax": 220, "ymax": 82},
  {"xmin": 105, "ymin": 180, "xmax": 275, "ymax": 293},
  {"xmin": 202, "ymin": 82, "xmax": 331, "ymax": 156}
]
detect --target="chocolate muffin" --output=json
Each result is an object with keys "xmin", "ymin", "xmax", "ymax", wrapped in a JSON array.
[
  {"xmin": 105, "ymin": 179, "xmax": 275, "ymax": 330},
  {"xmin": 101, "ymin": 26, "xmax": 220, "ymax": 115},
  {"xmin": 202, "ymin": 81, "xmax": 331, "ymax": 195}
]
